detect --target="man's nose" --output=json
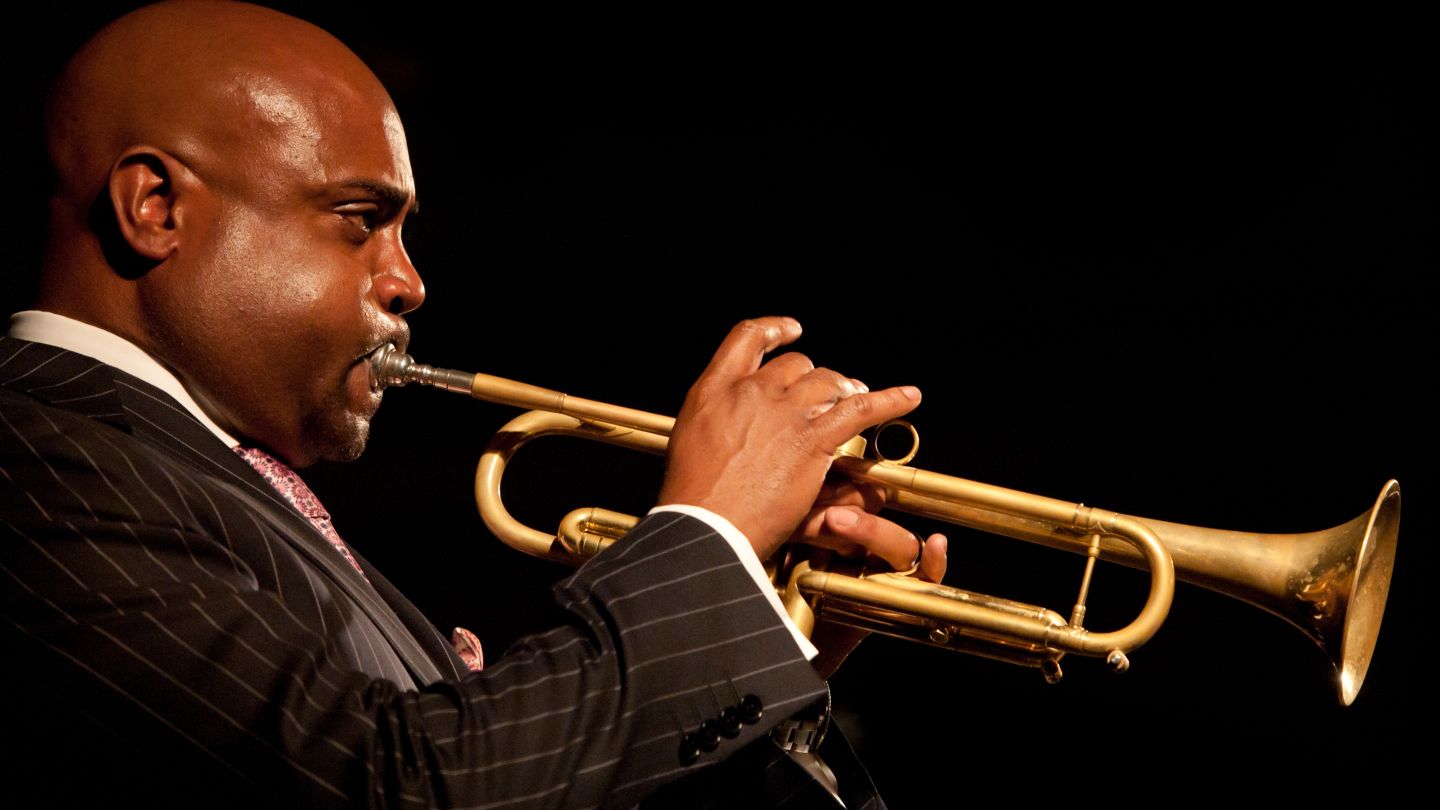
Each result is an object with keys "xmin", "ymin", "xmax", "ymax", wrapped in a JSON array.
[{"xmin": 372, "ymin": 241, "xmax": 425, "ymax": 316}]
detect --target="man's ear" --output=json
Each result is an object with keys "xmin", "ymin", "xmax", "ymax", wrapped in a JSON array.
[{"xmin": 106, "ymin": 146, "xmax": 191, "ymax": 261}]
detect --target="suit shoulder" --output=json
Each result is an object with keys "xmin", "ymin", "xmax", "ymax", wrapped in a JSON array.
[
  {"xmin": 0, "ymin": 384, "xmax": 216, "ymax": 532},
  {"xmin": 2, "ymin": 383, "xmax": 146, "ymax": 467}
]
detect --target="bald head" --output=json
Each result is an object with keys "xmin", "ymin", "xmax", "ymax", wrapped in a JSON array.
[
  {"xmin": 39, "ymin": 1, "xmax": 425, "ymax": 465},
  {"xmin": 46, "ymin": 1, "xmax": 398, "ymax": 237}
]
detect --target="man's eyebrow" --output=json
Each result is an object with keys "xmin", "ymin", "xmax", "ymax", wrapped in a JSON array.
[{"xmin": 334, "ymin": 178, "xmax": 418, "ymax": 215}]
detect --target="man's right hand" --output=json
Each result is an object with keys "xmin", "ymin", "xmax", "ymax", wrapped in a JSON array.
[{"xmin": 658, "ymin": 317, "xmax": 925, "ymax": 561}]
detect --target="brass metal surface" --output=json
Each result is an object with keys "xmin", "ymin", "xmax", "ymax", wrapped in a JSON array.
[{"xmin": 371, "ymin": 345, "xmax": 1400, "ymax": 704}]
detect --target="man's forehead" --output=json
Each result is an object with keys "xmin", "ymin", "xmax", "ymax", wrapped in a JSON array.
[
  {"xmin": 237, "ymin": 76, "xmax": 415, "ymax": 205},
  {"xmin": 244, "ymin": 78, "xmax": 324, "ymax": 139},
  {"xmin": 379, "ymin": 105, "xmax": 416, "ymax": 194}
]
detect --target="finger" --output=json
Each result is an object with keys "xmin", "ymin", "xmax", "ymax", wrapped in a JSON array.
[
  {"xmin": 792, "ymin": 506, "xmax": 863, "ymax": 557},
  {"xmin": 917, "ymin": 533, "xmax": 948, "ymax": 583},
  {"xmin": 809, "ymin": 385, "xmax": 922, "ymax": 450},
  {"xmin": 816, "ymin": 480, "xmax": 886, "ymax": 513},
  {"xmin": 818, "ymin": 506, "xmax": 929, "ymax": 571},
  {"xmin": 697, "ymin": 317, "xmax": 803, "ymax": 385},
  {"xmin": 794, "ymin": 504, "xmax": 948, "ymax": 583},
  {"xmin": 753, "ymin": 351, "xmax": 815, "ymax": 390},
  {"xmin": 783, "ymin": 367, "xmax": 869, "ymax": 419}
]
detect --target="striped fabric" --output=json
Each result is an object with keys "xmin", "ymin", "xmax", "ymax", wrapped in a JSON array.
[
  {"xmin": 232, "ymin": 444, "xmax": 369, "ymax": 579},
  {"xmin": 0, "ymin": 336, "xmax": 872, "ymax": 809}
]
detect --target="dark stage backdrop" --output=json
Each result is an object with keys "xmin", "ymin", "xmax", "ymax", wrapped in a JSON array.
[{"xmin": 12, "ymin": 5, "xmax": 1434, "ymax": 803}]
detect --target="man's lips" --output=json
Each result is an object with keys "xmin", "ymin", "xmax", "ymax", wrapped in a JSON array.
[
  {"xmin": 350, "ymin": 333, "xmax": 407, "ymax": 405},
  {"xmin": 357, "ymin": 337, "xmax": 403, "ymax": 364},
  {"xmin": 346, "ymin": 357, "xmax": 385, "ymax": 416}
]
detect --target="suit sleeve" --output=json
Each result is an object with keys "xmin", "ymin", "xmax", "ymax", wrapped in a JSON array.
[{"xmin": 0, "ymin": 395, "xmax": 827, "ymax": 808}]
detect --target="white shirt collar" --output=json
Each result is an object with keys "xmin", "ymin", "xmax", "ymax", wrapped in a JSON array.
[{"xmin": 7, "ymin": 310, "xmax": 240, "ymax": 448}]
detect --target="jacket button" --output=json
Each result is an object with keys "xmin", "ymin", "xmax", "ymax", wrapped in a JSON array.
[
  {"xmin": 718, "ymin": 707, "xmax": 743, "ymax": 738},
  {"xmin": 678, "ymin": 734, "xmax": 701, "ymax": 766},
  {"xmin": 696, "ymin": 719, "xmax": 721, "ymax": 752},
  {"xmin": 739, "ymin": 694, "xmax": 763, "ymax": 724}
]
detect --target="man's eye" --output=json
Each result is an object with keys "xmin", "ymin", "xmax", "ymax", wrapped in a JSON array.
[{"xmin": 338, "ymin": 208, "xmax": 377, "ymax": 239}]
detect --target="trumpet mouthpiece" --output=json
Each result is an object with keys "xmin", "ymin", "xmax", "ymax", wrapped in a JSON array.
[
  {"xmin": 368, "ymin": 345, "xmax": 477, "ymax": 395},
  {"xmin": 368, "ymin": 343, "xmax": 412, "ymax": 391}
]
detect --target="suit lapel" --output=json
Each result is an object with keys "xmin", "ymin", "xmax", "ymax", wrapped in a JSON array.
[
  {"xmin": 0, "ymin": 336, "xmax": 447, "ymax": 684},
  {"xmin": 354, "ymin": 551, "xmax": 469, "ymax": 680}
]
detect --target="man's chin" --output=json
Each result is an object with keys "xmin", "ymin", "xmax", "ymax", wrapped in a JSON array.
[
  {"xmin": 300, "ymin": 414, "xmax": 371, "ymax": 466},
  {"xmin": 321, "ymin": 437, "xmax": 368, "ymax": 464}
]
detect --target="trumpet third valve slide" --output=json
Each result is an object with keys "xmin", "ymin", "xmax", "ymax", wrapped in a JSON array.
[{"xmin": 369, "ymin": 344, "xmax": 1400, "ymax": 706}]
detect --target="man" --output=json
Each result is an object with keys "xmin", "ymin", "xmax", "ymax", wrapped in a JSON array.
[{"xmin": 1, "ymin": 2, "xmax": 945, "ymax": 807}]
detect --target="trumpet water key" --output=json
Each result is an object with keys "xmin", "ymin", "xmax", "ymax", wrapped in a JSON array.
[{"xmin": 369, "ymin": 344, "xmax": 1400, "ymax": 705}]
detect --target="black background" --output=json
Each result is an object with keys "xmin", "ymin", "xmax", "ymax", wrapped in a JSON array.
[{"xmin": 10, "ymin": 4, "xmax": 1435, "ymax": 802}]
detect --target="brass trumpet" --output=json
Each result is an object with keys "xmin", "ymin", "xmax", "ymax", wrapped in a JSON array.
[{"xmin": 370, "ymin": 345, "xmax": 1400, "ymax": 705}]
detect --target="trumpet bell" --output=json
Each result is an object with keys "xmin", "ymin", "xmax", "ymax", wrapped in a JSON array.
[
  {"xmin": 1340, "ymin": 480, "xmax": 1401, "ymax": 705},
  {"xmin": 1134, "ymin": 480, "xmax": 1400, "ymax": 706}
]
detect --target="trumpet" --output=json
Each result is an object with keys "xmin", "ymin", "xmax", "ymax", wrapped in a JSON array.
[{"xmin": 370, "ymin": 345, "xmax": 1400, "ymax": 705}]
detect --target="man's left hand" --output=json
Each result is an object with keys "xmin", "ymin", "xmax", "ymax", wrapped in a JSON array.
[{"xmin": 789, "ymin": 480, "xmax": 948, "ymax": 678}]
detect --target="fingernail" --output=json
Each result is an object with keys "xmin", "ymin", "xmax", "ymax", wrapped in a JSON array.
[
  {"xmin": 828, "ymin": 507, "xmax": 860, "ymax": 527},
  {"xmin": 901, "ymin": 386, "xmax": 921, "ymax": 401},
  {"xmin": 851, "ymin": 378, "xmax": 869, "ymax": 393}
]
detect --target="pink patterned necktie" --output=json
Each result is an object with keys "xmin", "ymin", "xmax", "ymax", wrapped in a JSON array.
[
  {"xmin": 233, "ymin": 446, "xmax": 367, "ymax": 579},
  {"xmin": 232, "ymin": 445, "xmax": 483, "ymax": 672}
]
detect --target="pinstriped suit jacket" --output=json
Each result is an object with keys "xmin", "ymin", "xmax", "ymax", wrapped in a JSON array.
[{"xmin": 0, "ymin": 335, "xmax": 860, "ymax": 808}]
